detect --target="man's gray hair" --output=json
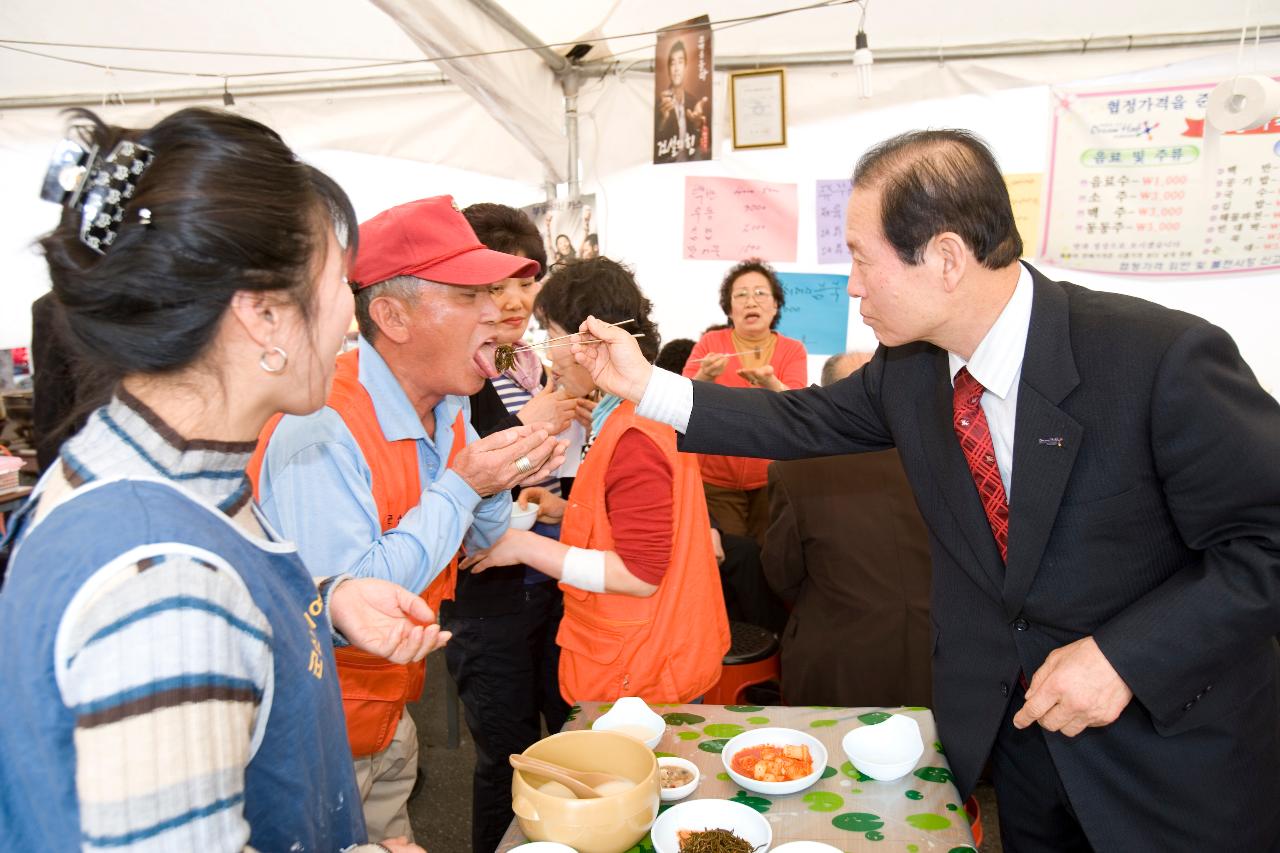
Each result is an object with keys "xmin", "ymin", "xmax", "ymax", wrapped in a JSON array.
[
  {"xmin": 821, "ymin": 351, "xmax": 875, "ymax": 387},
  {"xmin": 354, "ymin": 274, "xmax": 429, "ymax": 343}
]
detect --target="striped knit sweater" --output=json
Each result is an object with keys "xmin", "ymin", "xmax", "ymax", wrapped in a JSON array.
[{"xmin": 14, "ymin": 390, "xmax": 377, "ymax": 852}]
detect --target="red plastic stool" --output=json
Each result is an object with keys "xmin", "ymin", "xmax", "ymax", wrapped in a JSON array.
[
  {"xmin": 704, "ymin": 621, "xmax": 780, "ymax": 705},
  {"xmin": 964, "ymin": 794, "xmax": 983, "ymax": 847}
]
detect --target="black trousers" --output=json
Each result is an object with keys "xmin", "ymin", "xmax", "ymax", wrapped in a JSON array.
[
  {"xmin": 718, "ymin": 529, "xmax": 788, "ymax": 633},
  {"xmin": 442, "ymin": 581, "xmax": 570, "ymax": 853},
  {"xmin": 990, "ymin": 681, "xmax": 1094, "ymax": 853}
]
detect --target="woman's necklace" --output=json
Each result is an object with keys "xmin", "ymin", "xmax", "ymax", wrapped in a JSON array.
[{"xmin": 731, "ymin": 330, "xmax": 776, "ymax": 370}]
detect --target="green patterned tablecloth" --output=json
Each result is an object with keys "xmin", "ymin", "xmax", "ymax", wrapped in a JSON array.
[{"xmin": 497, "ymin": 703, "xmax": 977, "ymax": 853}]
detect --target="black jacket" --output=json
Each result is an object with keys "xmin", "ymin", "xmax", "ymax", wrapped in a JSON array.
[{"xmin": 679, "ymin": 264, "xmax": 1280, "ymax": 850}]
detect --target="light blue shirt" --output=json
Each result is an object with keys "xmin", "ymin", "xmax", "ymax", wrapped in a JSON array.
[{"xmin": 257, "ymin": 337, "xmax": 510, "ymax": 591}]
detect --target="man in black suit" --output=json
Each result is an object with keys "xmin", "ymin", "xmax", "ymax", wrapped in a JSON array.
[{"xmin": 572, "ymin": 130, "xmax": 1280, "ymax": 851}]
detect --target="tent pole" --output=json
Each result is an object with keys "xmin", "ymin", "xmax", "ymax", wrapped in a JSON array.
[{"xmin": 563, "ymin": 69, "xmax": 581, "ymax": 204}]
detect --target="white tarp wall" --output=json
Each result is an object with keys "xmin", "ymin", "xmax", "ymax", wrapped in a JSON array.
[{"xmin": 1, "ymin": 22, "xmax": 1276, "ymax": 391}]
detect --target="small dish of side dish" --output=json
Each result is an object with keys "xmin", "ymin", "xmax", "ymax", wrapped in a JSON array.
[
  {"xmin": 721, "ymin": 727, "xmax": 827, "ymax": 796},
  {"xmin": 657, "ymin": 756, "xmax": 700, "ymax": 801}
]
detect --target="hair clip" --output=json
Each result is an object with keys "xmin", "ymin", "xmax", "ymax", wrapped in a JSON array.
[
  {"xmin": 76, "ymin": 140, "xmax": 155, "ymax": 254},
  {"xmin": 137, "ymin": 207, "xmax": 152, "ymax": 226}
]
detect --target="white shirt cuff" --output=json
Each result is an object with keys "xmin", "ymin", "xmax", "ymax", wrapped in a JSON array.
[{"xmin": 636, "ymin": 367, "xmax": 693, "ymax": 434}]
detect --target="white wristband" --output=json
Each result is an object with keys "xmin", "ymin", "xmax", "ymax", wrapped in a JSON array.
[{"xmin": 561, "ymin": 547, "xmax": 607, "ymax": 593}]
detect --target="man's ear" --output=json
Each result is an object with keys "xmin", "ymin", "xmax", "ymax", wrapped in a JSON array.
[
  {"xmin": 369, "ymin": 295, "xmax": 412, "ymax": 344},
  {"xmin": 227, "ymin": 290, "xmax": 283, "ymax": 349},
  {"xmin": 933, "ymin": 231, "xmax": 969, "ymax": 294}
]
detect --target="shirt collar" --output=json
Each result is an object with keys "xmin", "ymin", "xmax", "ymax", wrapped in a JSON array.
[
  {"xmin": 948, "ymin": 263, "xmax": 1034, "ymax": 399},
  {"xmin": 356, "ymin": 336, "xmax": 462, "ymax": 444}
]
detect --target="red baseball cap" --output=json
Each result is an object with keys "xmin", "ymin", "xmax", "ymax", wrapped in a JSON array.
[{"xmin": 349, "ymin": 195, "xmax": 540, "ymax": 289}]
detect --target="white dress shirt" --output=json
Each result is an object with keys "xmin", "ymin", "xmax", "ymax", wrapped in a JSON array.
[{"xmin": 638, "ymin": 264, "xmax": 1036, "ymax": 498}]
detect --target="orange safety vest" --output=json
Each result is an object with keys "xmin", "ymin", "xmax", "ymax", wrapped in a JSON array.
[
  {"xmin": 247, "ymin": 349, "xmax": 464, "ymax": 757},
  {"xmin": 556, "ymin": 400, "xmax": 730, "ymax": 703}
]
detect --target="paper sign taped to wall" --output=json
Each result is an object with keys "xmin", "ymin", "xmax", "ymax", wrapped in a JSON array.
[
  {"xmin": 774, "ymin": 272, "xmax": 850, "ymax": 355},
  {"xmin": 1003, "ymin": 173, "xmax": 1043, "ymax": 259},
  {"xmin": 684, "ymin": 176, "xmax": 798, "ymax": 262},
  {"xmin": 815, "ymin": 179, "xmax": 853, "ymax": 264}
]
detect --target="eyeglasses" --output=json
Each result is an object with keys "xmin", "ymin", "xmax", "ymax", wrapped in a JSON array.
[{"xmin": 731, "ymin": 287, "xmax": 774, "ymax": 303}]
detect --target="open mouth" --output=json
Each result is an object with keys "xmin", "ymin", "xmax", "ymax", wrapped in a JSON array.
[
  {"xmin": 474, "ymin": 341, "xmax": 502, "ymax": 379},
  {"xmin": 743, "ymin": 311, "xmax": 762, "ymax": 323}
]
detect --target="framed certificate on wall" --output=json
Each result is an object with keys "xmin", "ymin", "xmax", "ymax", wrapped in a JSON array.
[{"xmin": 730, "ymin": 68, "xmax": 787, "ymax": 149}]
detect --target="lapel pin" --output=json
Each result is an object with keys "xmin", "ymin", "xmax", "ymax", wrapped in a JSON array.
[{"xmin": 1038, "ymin": 436, "xmax": 1064, "ymax": 447}]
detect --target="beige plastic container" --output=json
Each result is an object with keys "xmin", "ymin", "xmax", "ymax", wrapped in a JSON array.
[{"xmin": 512, "ymin": 730, "xmax": 661, "ymax": 853}]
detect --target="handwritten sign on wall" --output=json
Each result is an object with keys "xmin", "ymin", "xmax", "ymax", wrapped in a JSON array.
[
  {"xmin": 815, "ymin": 179, "xmax": 853, "ymax": 264},
  {"xmin": 774, "ymin": 272, "xmax": 850, "ymax": 355},
  {"xmin": 684, "ymin": 176, "xmax": 798, "ymax": 261},
  {"xmin": 1003, "ymin": 173, "xmax": 1043, "ymax": 258}
]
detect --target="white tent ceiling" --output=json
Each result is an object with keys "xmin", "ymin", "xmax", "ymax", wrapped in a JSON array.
[{"xmin": 2, "ymin": 1, "xmax": 1274, "ymax": 104}]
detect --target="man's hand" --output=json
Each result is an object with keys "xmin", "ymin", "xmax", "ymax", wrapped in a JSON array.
[
  {"xmin": 517, "ymin": 382, "xmax": 576, "ymax": 435},
  {"xmin": 460, "ymin": 528, "xmax": 540, "ymax": 574},
  {"xmin": 709, "ymin": 527, "xmax": 725, "ymax": 565},
  {"xmin": 695, "ymin": 352, "xmax": 728, "ymax": 381},
  {"xmin": 571, "ymin": 315, "xmax": 653, "ymax": 402},
  {"xmin": 519, "ymin": 485, "xmax": 567, "ymax": 523},
  {"xmin": 1013, "ymin": 636, "xmax": 1133, "ymax": 737},
  {"xmin": 378, "ymin": 837, "xmax": 427, "ymax": 853},
  {"xmin": 330, "ymin": 578, "xmax": 449, "ymax": 664},
  {"xmin": 450, "ymin": 423, "xmax": 563, "ymax": 496}
]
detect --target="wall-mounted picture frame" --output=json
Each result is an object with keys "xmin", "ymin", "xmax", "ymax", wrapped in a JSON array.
[{"xmin": 730, "ymin": 67, "xmax": 787, "ymax": 149}]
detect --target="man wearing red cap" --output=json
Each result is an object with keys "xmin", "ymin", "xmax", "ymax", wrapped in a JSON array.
[{"xmin": 250, "ymin": 196, "xmax": 567, "ymax": 841}]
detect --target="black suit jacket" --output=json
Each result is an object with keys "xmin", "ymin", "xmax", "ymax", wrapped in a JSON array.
[{"xmin": 680, "ymin": 264, "xmax": 1280, "ymax": 849}]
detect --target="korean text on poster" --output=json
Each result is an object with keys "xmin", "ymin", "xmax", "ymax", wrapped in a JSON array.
[
  {"xmin": 684, "ymin": 177, "xmax": 798, "ymax": 262},
  {"xmin": 1043, "ymin": 78, "xmax": 1280, "ymax": 276},
  {"xmin": 815, "ymin": 179, "xmax": 853, "ymax": 263},
  {"xmin": 774, "ymin": 272, "xmax": 850, "ymax": 355}
]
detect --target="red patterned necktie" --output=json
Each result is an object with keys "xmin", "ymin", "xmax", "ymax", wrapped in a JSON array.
[{"xmin": 952, "ymin": 367, "xmax": 1009, "ymax": 562}]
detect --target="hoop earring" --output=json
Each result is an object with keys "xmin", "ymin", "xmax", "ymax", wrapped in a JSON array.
[{"xmin": 259, "ymin": 345, "xmax": 288, "ymax": 373}]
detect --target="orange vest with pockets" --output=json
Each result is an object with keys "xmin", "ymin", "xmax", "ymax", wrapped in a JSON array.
[
  {"xmin": 247, "ymin": 349, "xmax": 463, "ymax": 756},
  {"xmin": 556, "ymin": 400, "xmax": 730, "ymax": 703}
]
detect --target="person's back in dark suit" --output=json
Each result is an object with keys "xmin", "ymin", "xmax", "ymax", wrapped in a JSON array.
[
  {"xmin": 765, "ymin": 450, "xmax": 932, "ymax": 708},
  {"xmin": 764, "ymin": 352, "xmax": 931, "ymax": 708}
]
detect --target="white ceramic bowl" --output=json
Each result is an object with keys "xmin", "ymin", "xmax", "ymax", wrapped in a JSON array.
[
  {"xmin": 721, "ymin": 727, "xmax": 827, "ymax": 796},
  {"xmin": 650, "ymin": 799, "xmax": 772, "ymax": 853},
  {"xmin": 771, "ymin": 843, "xmax": 845, "ymax": 852},
  {"xmin": 509, "ymin": 844, "xmax": 578, "ymax": 853},
  {"xmin": 509, "ymin": 501, "xmax": 540, "ymax": 531},
  {"xmin": 657, "ymin": 756, "xmax": 700, "ymax": 802},
  {"xmin": 840, "ymin": 713, "xmax": 925, "ymax": 781},
  {"xmin": 591, "ymin": 698, "xmax": 665, "ymax": 750}
]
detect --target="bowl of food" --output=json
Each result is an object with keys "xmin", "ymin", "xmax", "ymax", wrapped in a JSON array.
[
  {"xmin": 590, "ymin": 696, "xmax": 665, "ymax": 750},
  {"xmin": 650, "ymin": 799, "xmax": 772, "ymax": 853},
  {"xmin": 511, "ymin": 729, "xmax": 660, "ymax": 853},
  {"xmin": 657, "ymin": 756, "xmax": 699, "ymax": 802},
  {"xmin": 510, "ymin": 500, "xmax": 541, "ymax": 531},
  {"xmin": 840, "ymin": 713, "xmax": 924, "ymax": 782},
  {"xmin": 721, "ymin": 727, "xmax": 827, "ymax": 797}
]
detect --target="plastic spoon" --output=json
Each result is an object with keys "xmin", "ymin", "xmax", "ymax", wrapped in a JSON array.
[{"xmin": 508, "ymin": 754, "xmax": 627, "ymax": 799}]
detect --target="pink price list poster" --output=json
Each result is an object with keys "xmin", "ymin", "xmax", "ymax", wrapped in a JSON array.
[{"xmin": 684, "ymin": 176, "xmax": 798, "ymax": 262}]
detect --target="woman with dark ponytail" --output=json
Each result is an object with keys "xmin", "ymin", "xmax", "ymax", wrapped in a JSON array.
[{"xmin": 0, "ymin": 108, "xmax": 440, "ymax": 853}]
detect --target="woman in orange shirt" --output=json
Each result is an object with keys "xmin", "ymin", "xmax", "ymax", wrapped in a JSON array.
[
  {"xmin": 464, "ymin": 258, "xmax": 729, "ymax": 703},
  {"xmin": 682, "ymin": 260, "xmax": 809, "ymax": 544}
]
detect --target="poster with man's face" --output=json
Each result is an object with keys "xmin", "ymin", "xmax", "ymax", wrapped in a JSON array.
[{"xmin": 654, "ymin": 15, "xmax": 713, "ymax": 165}]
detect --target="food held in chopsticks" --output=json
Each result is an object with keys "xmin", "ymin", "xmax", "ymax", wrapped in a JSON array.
[
  {"xmin": 677, "ymin": 827, "xmax": 756, "ymax": 852},
  {"xmin": 494, "ymin": 318, "xmax": 642, "ymax": 373},
  {"xmin": 729, "ymin": 743, "xmax": 814, "ymax": 783}
]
